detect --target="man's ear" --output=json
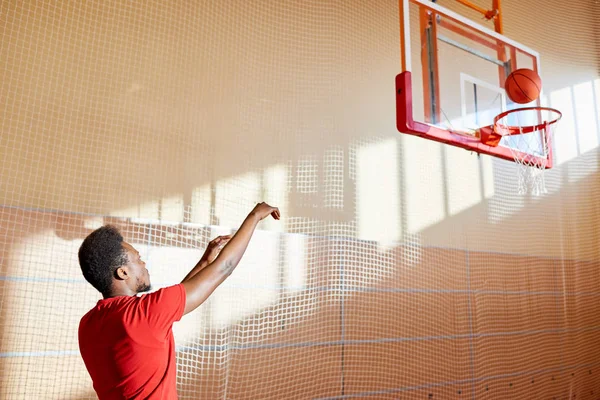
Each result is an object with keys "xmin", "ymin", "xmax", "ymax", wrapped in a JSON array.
[{"xmin": 115, "ymin": 266, "xmax": 130, "ymax": 281}]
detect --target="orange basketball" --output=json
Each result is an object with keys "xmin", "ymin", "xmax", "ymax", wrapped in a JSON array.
[{"xmin": 504, "ymin": 68, "xmax": 542, "ymax": 104}]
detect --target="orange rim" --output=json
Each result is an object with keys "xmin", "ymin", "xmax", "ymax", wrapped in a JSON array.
[{"xmin": 493, "ymin": 107, "xmax": 562, "ymax": 136}]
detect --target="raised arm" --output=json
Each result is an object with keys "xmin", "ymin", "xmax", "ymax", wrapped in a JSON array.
[{"xmin": 181, "ymin": 202, "xmax": 280, "ymax": 315}]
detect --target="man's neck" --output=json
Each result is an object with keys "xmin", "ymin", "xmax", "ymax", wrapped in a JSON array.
[{"xmin": 104, "ymin": 286, "xmax": 136, "ymax": 299}]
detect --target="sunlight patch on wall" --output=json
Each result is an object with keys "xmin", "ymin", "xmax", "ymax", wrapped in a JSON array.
[
  {"xmin": 402, "ymin": 136, "xmax": 446, "ymax": 234},
  {"xmin": 550, "ymin": 87, "xmax": 578, "ymax": 165},
  {"xmin": 8, "ymin": 229, "xmax": 80, "ymax": 280},
  {"xmin": 356, "ymin": 138, "xmax": 400, "ymax": 244},
  {"xmin": 143, "ymin": 244, "xmax": 196, "ymax": 286},
  {"xmin": 109, "ymin": 200, "xmax": 159, "ymax": 220},
  {"xmin": 262, "ymin": 164, "xmax": 289, "ymax": 233},
  {"xmin": 83, "ymin": 216, "xmax": 104, "ymax": 231},
  {"xmin": 573, "ymin": 81, "xmax": 599, "ymax": 155},
  {"xmin": 209, "ymin": 230, "xmax": 281, "ymax": 329},
  {"xmin": 161, "ymin": 195, "xmax": 184, "ymax": 223},
  {"xmin": 284, "ymin": 233, "xmax": 307, "ymax": 290},
  {"xmin": 445, "ymin": 146, "xmax": 490, "ymax": 216},
  {"xmin": 215, "ymin": 172, "xmax": 261, "ymax": 228},
  {"xmin": 190, "ymin": 184, "xmax": 212, "ymax": 225},
  {"xmin": 595, "ymin": 79, "xmax": 600, "ymax": 127}
]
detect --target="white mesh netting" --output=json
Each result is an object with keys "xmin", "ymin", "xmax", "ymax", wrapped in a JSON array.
[{"xmin": 1, "ymin": 0, "xmax": 600, "ymax": 399}]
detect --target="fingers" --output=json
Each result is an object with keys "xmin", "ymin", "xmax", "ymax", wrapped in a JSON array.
[
  {"xmin": 209, "ymin": 235, "xmax": 232, "ymax": 247},
  {"xmin": 270, "ymin": 207, "xmax": 280, "ymax": 220}
]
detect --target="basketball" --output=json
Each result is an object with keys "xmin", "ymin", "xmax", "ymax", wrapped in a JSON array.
[{"xmin": 504, "ymin": 68, "xmax": 542, "ymax": 104}]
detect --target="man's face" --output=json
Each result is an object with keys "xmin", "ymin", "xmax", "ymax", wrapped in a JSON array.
[{"xmin": 122, "ymin": 242, "xmax": 151, "ymax": 293}]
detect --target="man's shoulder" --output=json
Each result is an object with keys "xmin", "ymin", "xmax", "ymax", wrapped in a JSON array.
[
  {"xmin": 80, "ymin": 285, "xmax": 185, "ymax": 329},
  {"xmin": 79, "ymin": 297, "xmax": 135, "ymax": 328}
]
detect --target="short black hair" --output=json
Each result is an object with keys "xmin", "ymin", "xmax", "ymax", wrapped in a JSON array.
[{"xmin": 78, "ymin": 225, "xmax": 128, "ymax": 295}]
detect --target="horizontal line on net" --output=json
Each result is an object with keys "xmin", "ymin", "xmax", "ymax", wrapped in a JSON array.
[
  {"xmin": 177, "ymin": 325, "xmax": 600, "ymax": 352},
  {"xmin": 1, "ymin": 275, "xmax": 600, "ymax": 296},
  {"xmin": 8, "ymin": 325, "xmax": 598, "ymax": 358},
  {"xmin": 315, "ymin": 361, "xmax": 600, "ymax": 399},
  {"xmin": 0, "ymin": 350, "xmax": 80, "ymax": 358}
]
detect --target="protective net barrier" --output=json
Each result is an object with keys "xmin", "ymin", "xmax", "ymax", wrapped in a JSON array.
[{"xmin": 1, "ymin": 0, "xmax": 600, "ymax": 399}]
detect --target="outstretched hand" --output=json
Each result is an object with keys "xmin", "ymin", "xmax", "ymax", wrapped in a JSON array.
[
  {"xmin": 249, "ymin": 202, "xmax": 280, "ymax": 221},
  {"xmin": 202, "ymin": 202, "xmax": 279, "ymax": 264},
  {"xmin": 202, "ymin": 235, "xmax": 232, "ymax": 264}
]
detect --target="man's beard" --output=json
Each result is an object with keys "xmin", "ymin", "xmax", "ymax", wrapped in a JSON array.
[{"xmin": 136, "ymin": 279, "xmax": 151, "ymax": 293}]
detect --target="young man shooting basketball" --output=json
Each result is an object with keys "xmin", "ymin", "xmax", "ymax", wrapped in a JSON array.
[{"xmin": 78, "ymin": 202, "xmax": 280, "ymax": 399}]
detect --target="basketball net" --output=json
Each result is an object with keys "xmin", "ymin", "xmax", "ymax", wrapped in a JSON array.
[
  {"xmin": 505, "ymin": 123, "xmax": 552, "ymax": 196},
  {"xmin": 491, "ymin": 107, "xmax": 562, "ymax": 196}
]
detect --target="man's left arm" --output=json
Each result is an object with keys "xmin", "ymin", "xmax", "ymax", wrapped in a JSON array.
[{"xmin": 181, "ymin": 235, "xmax": 231, "ymax": 283}]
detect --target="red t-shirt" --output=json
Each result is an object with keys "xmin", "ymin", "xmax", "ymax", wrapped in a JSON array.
[{"xmin": 79, "ymin": 284, "xmax": 186, "ymax": 399}]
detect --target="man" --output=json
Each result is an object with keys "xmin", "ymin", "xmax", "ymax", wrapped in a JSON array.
[{"xmin": 78, "ymin": 202, "xmax": 280, "ymax": 399}]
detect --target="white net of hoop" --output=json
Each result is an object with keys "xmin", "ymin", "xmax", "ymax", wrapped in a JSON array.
[{"xmin": 496, "ymin": 107, "xmax": 561, "ymax": 196}]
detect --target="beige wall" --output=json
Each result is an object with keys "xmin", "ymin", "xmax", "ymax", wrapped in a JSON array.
[
  {"xmin": 1, "ymin": 0, "xmax": 600, "ymax": 399},
  {"xmin": 1, "ymin": 0, "xmax": 598, "ymax": 257}
]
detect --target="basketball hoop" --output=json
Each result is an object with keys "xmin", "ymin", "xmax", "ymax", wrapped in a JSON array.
[{"xmin": 480, "ymin": 107, "xmax": 562, "ymax": 195}]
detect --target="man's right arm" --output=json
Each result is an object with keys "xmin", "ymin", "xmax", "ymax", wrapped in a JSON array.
[{"xmin": 181, "ymin": 202, "xmax": 280, "ymax": 315}]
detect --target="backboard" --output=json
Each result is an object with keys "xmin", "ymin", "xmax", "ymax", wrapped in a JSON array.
[{"xmin": 395, "ymin": 0, "xmax": 553, "ymax": 169}]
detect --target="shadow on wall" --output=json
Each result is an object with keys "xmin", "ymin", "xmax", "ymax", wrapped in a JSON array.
[
  {"xmin": 418, "ymin": 145, "xmax": 600, "ymax": 259},
  {"xmin": 0, "ymin": 0, "xmax": 398, "ymax": 217}
]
